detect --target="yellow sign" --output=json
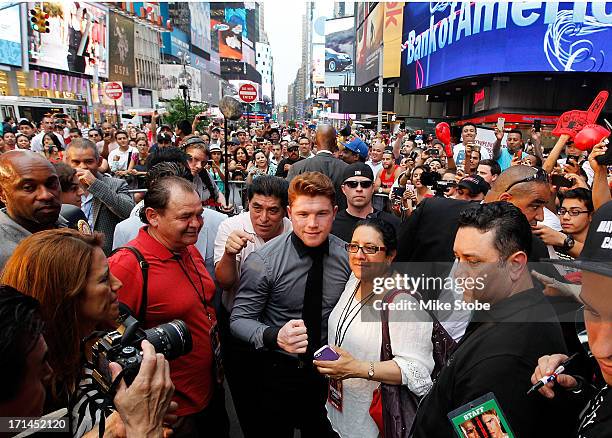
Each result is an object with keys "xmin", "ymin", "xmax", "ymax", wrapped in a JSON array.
[{"xmin": 383, "ymin": 2, "xmax": 405, "ymax": 79}]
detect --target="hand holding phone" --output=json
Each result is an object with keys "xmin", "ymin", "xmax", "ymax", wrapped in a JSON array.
[
  {"xmin": 497, "ymin": 117, "xmax": 505, "ymax": 132},
  {"xmin": 313, "ymin": 345, "xmax": 340, "ymax": 361}
]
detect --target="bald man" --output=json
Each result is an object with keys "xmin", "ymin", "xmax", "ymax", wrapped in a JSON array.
[
  {"xmin": 287, "ymin": 124, "xmax": 348, "ymax": 210},
  {"xmin": 0, "ymin": 151, "xmax": 66, "ymax": 267}
]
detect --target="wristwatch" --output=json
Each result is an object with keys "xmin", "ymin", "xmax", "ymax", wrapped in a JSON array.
[
  {"xmin": 562, "ymin": 234, "xmax": 575, "ymax": 251},
  {"xmin": 367, "ymin": 362, "xmax": 375, "ymax": 380}
]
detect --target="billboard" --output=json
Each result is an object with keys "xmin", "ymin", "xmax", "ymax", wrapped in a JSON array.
[
  {"xmin": 338, "ymin": 85, "xmax": 394, "ymax": 114},
  {"xmin": 0, "ymin": 4, "xmax": 22, "ymax": 67},
  {"xmin": 226, "ymin": 7, "xmax": 248, "ymax": 40},
  {"xmin": 400, "ymin": 2, "xmax": 612, "ymax": 93},
  {"xmin": 355, "ymin": 2, "xmax": 383, "ymax": 85},
  {"xmin": 325, "ymin": 16, "xmax": 355, "ymax": 87},
  {"xmin": 161, "ymin": 28, "xmax": 189, "ymax": 57},
  {"xmin": 189, "ymin": 2, "xmax": 211, "ymax": 53},
  {"xmin": 212, "ymin": 8, "xmax": 243, "ymax": 60},
  {"xmin": 108, "ymin": 12, "xmax": 135, "ymax": 86},
  {"xmin": 159, "ymin": 64, "xmax": 202, "ymax": 102},
  {"xmin": 383, "ymin": 2, "xmax": 404, "ymax": 78},
  {"xmin": 28, "ymin": 2, "xmax": 108, "ymax": 77}
]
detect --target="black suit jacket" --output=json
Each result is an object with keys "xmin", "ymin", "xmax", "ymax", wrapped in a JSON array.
[{"xmin": 286, "ymin": 152, "xmax": 348, "ymax": 210}]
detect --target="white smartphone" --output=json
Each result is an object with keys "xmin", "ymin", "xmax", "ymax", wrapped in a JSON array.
[{"xmin": 497, "ymin": 117, "xmax": 505, "ymax": 132}]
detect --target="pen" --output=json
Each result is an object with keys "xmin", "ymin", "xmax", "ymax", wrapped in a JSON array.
[{"xmin": 527, "ymin": 353, "xmax": 578, "ymax": 395}]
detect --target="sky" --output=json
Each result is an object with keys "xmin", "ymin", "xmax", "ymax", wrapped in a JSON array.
[{"xmin": 264, "ymin": 0, "xmax": 306, "ymax": 105}]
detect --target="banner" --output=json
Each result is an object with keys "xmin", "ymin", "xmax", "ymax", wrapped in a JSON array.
[
  {"xmin": 28, "ymin": 1, "xmax": 108, "ymax": 77},
  {"xmin": 383, "ymin": 2, "xmax": 404, "ymax": 78},
  {"xmin": 339, "ymin": 85, "xmax": 395, "ymax": 114},
  {"xmin": 159, "ymin": 64, "xmax": 202, "ymax": 102},
  {"xmin": 189, "ymin": 2, "xmax": 211, "ymax": 53},
  {"xmin": 108, "ymin": 13, "xmax": 135, "ymax": 86},
  {"xmin": 400, "ymin": 2, "xmax": 612, "ymax": 93},
  {"xmin": 325, "ymin": 16, "xmax": 355, "ymax": 87},
  {"xmin": 355, "ymin": 2, "xmax": 383, "ymax": 86},
  {"xmin": 0, "ymin": 4, "xmax": 22, "ymax": 67}
]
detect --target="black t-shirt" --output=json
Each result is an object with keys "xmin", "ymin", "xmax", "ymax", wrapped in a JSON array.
[
  {"xmin": 275, "ymin": 157, "xmax": 303, "ymax": 178},
  {"xmin": 331, "ymin": 208, "xmax": 401, "ymax": 243},
  {"xmin": 413, "ymin": 288, "xmax": 581, "ymax": 438},
  {"xmin": 578, "ymin": 386, "xmax": 612, "ymax": 437}
]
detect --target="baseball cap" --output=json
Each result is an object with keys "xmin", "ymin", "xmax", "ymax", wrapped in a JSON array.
[
  {"xmin": 209, "ymin": 144, "xmax": 222, "ymax": 153},
  {"xmin": 157, "ymin": 132, "xmax": 173, "ymax": 144},
  {"xmin": 343, "ymin": 162, "xmax": 374, "ymax": 182},
  {"xmin": 211, "ymin": 126, "xmax": 221, "ymax": 133},
  {"xmin": 236, "ymin": 128, "xmax": 247, "ymax": 134},
  {"xmin": 344, "ymin": 138, "xmax": 369, "ymax": 160},
  {"xmin": 542, "ymin": 200, "xmax": 612, "ymax": 277},
  {"xmin": 458, "ymin": 175, "xmax": 490, "ymax": 195}
]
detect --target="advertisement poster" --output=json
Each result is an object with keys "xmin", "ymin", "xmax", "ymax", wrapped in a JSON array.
[
  {"xmin": 108, "ymin": 12, "xmax": 135, "ymax": 86},
  {"xmin": 28, "ymin": 1, "xmax": 108, "ymax": 77},
  {"xmin": 325, "ymin": 16, "xmax": 355, "ymax": 87},
  {"xmin": 189, "ymin": 2, "xmax": 211, "ymax": 53},
  {"xmin": 0, "ymin": 3, "xmax": 22, "ymax": 67},
  {"xmin": 211, "ymin": 7, "xmax": 245, "ymax": 60},
  {"xmin": 383, "ymin": 2, "xmax": 404, "ymax": 78},
  {"xmin": 400, "ymin": 2, "xmax": 612, "ymax": 93},
  {"xmin": 159, "ymin": 64, "xmax": 202, "ymax": 103},
  {"xmin": 355, "ymin": 2, "xmax": 383, "ymax": 86}
]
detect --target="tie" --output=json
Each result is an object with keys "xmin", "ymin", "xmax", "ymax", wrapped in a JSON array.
[{"xmin": 300, "ymin": 241, "xmax": 328, "ymax": 362}]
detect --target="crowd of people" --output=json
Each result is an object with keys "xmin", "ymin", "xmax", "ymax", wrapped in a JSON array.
[{"xmin": 0, "ymin": 108, "xmax": 611, "ymax": 438}]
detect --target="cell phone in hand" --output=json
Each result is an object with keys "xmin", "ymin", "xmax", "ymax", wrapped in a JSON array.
[
  {"xmin": 313, "ymin": 345, "xmax": 340, "ymax": 361},
  {"xmin": 533, "ymin": 119, "xmax": 541, "ymax": 132},
  {"xmin": 427, "ymin": 148, "xmax": 439, "ymax": 156},
  {"xmin": 497, "ymin": 117, "xmax": 505, "ymax": 132},
  {"xmin": 551, "ymin": 174, "xmax": 573, "ymax": 188},
  {"xmin": 392, "ymin": 186, "xmax": 405, "ymax": 202}
]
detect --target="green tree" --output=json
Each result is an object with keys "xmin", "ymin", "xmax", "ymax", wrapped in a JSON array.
[{"xmin": 161, "ymin": 96, "xmax": 209, "ymax": 129}]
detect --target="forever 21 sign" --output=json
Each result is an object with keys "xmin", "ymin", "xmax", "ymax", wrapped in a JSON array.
[{"xmin": 338, "ymin": 86, "xmax": 395, "ymax": 114}]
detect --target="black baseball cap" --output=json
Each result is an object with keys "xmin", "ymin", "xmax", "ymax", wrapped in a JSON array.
[
  {"xmin": 542, "ymin": 200, "xmax": 612, "ymax": 278},
  {"xmin": 343, "ymin": 162, "xmax": 374, "ymax": 182},
  {"xmin": 157, "ymin": 132, "xmax": 172, "ymax": 144},
  {"xmin": 458, "ymin": 175, "xmax": 490, "ymax": 195}
]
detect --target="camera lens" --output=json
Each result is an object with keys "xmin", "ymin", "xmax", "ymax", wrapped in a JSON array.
[{"xmin": 145, "ymin": 319, "xmax": 193, "ymax": 360}]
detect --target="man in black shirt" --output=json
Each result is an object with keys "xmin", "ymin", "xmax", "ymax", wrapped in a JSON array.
[
  {"xmin": 275, "ymin": 141, "xmax": 303, "ymax": 178},
  {"xmin": 331, "ymin": 162, "xmax": 400, "ymax": 242},
  {"xmin": 413, "ymin": 202, "xmax": 580, "ymax": 437}
]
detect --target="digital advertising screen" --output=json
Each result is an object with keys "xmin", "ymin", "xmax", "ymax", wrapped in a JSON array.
[
  {"xmin": 325, "ymin": 16, "xmax": 355, "ymax": 87},
  {"xmin": 400, "ymin": 2, "xmax": 612, "ymax": 93},
  {"xmin": 0, "ymin": 3, "xmax": 22, "ymax": 67}
]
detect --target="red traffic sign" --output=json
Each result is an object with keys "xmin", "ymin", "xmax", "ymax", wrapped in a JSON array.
[
  {"xmin": 238, "ymin": 84, "xmax": 258, "ymax": 103},
  {"xmin": 104, "ymin": 82, "xmax": 123, "ymax": 100}
]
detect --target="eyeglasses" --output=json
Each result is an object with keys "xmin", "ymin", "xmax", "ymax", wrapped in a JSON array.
[
  {"xmin": 558, "ymin": 208, "xmax": 591, "ymax": 217},
  {"xmin": 345, "ymin": 243, "xmax": 386, "ymax": 254},
  {"xmin": 503, "ymin": 167, "xmax": 548, "ymax": 192},
  {"xmin": 344, "ymin": 180, "xmax": 373, "ymax": 189}
]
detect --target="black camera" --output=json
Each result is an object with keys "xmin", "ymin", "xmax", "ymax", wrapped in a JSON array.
[{"xmin": 92, "ymin": 311, "xmax": 192, "ymax": 393}]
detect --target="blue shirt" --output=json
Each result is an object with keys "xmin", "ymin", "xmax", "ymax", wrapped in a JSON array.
[{"xmin": 496, "ymin": 148, "xmax": 528, "ymax": 171}]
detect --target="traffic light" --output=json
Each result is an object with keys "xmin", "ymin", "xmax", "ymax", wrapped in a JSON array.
[{"xmin": 30, "ymin": 7, "xmax": 50, "ymax": 33}]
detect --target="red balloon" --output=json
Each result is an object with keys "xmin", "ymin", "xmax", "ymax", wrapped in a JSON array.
[
  {"xmin": 435, "ymin": 122, "xmax": 451, "ymax": 146},
  {"xmin": 574, "ymin": 124, "xmax": 611, "ymax": 151}
]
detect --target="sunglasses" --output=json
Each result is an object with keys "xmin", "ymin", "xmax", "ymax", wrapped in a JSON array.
[
  {"xmin": 503, "ymin": 167, "xmax": 548, "ymax": 192},
  {"xmin": 344, "ymin": 180, "xmax": 373, "ymax": 189}
]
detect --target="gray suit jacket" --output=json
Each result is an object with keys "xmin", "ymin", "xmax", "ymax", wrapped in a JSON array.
[
  {"xmin": 89, "ymin": 174, "xmax": 135, "ymax": 255},
  {"xmin": 286, "ymin": 151, "xmax": 348, "ymax": 210}
]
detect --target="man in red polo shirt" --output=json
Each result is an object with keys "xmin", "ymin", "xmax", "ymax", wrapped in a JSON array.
[{"xmin": 108, "ymin": 175, "xmax": 228, "ymax": 437}]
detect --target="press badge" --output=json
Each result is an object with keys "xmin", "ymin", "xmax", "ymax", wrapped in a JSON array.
[
  {"xmin": 448, "ymin": 392, "xmax": 515, "ymax": 438},
  {"xmin": 328, "ymin": 378, "xmax": 343, "ymax": 412}
]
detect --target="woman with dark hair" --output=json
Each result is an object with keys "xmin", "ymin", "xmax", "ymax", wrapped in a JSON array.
[
  {"xmin": 230, "ymin": 146, "xmax": 249, "ymax": 175},
  {"xmin": 246, "ymin": 149, "xmax": 276, "ymax": 184},
  {"xmin": 42, "ymin": 132, "xmax": 63, "ymax": 163},
  {"xmin": 314, "ymin": 218, "xmax": 434, "ymax": 437}
]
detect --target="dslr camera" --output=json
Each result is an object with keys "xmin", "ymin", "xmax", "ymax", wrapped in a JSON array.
[
  {"xmin": 420, "ymin": 171, "xmax": 455, "ymax": 196},
  {"xmin": 92, "ymin": 310, "xmax": 192, "ymax": 393}
]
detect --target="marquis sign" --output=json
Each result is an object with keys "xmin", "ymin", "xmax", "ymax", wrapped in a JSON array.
[{"xmin": 338, "ymin": 85, "xmax": 395, "ymax": 114}]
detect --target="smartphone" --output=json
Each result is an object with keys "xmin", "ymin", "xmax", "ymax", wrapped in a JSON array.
[
  {"xmin": 406, "ymin": 183, "xmax": 415, "ymax": 192},
  {"xmin": 514, "ymin": 150, "xmax": 522, "ymax": 161},
  {"xmin": 427, "ymin": 148, "xmax": 440, "ymax": 156},
  {"xmin": 595, "ymin": 140, "xmax": 612, "ymax": 165},
  {"xmin": 409, "ymin": 151, "xmax": 419, "ymax": 161},
  {"xmin": 392, "ymin": 186, "xmax": 405, "ymax": 199},
  {"xmin": 533, "ymin": 119, "xmax": 541, "ymax": 133},
  {"xmin": 551, "ymin": 174, "xmax": 573, "ymax": 188},
  {"xmin": 497, "ymin": 117, "xmax": 505, "ymax": 132},
  {"xmin": 471, "ymin": 143, "xmax": 481, "ymax": 152},
  {"xmin": 313, "ymin": 345, "xmax": 340, "ymax": 361}
]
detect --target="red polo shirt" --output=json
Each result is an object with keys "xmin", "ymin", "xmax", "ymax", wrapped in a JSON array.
[{"xmin": 108, "ymin": 227, "xmax": 216, "ymax": 416}]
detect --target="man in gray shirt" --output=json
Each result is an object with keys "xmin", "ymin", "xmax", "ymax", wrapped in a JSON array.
[{"xmin": 230, "ymin": 172, "xmax": 351, "ymax": 437}]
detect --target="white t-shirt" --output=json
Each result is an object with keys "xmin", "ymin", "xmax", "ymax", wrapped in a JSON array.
[
  {"xmin": 213, "ymin": 212, "xmax": 292, "ymax": 310},
  {"xmin": 108, "ymin": 147, "xmax": 136, "ymax": 173}
]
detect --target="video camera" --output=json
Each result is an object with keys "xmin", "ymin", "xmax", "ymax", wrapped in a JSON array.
[
  {"xmin": 420, "ymin": 171, "xmax": 455, "ymax": 196},
  {"xmin": 91, "ymin": 308, "xmax": 192, "ymax": 394}
]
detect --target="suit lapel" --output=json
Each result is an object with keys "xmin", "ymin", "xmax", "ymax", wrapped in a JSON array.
[{"xmin": 92, "ymin": 197, "xmax": 102, "ymax": 227}]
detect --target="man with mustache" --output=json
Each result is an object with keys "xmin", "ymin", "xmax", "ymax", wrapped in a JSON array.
[{"xmin": 0, "ymin": 151, "xmax": 65, "ymax": 268}]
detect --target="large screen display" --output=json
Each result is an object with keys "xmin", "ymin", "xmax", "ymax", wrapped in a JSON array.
[
  {"xmin": 0, "ymin": 4, "xmax": 22, "ymax": 67},
  {"xmin": 400, "ymin": 2, "xmax": 612, "ymax": 93},
  {"xmin": 28, "ymin": 1, "xmax": 108, "ymax": 77}
]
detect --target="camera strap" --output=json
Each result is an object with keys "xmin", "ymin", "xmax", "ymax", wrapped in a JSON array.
[{"xmin": 109, "ymin": 246, "xmax": 149, "ymax": 324}]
